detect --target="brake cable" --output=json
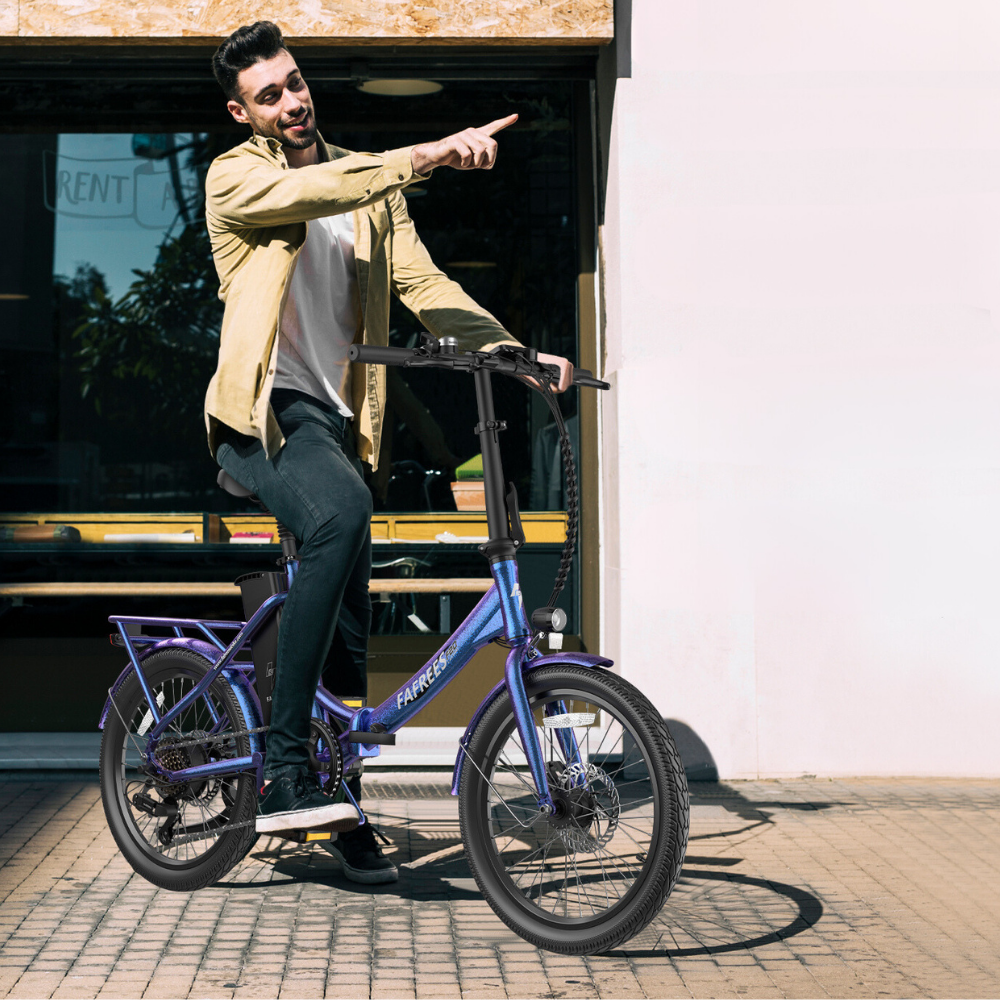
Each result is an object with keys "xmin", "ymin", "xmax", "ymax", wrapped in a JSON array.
[
  {"xmin": 515, "ymin": 370, "xmax": 580, "ymax": 613},
  {"xmin": 373, "ymin": 341, "xmax": 584, "ymax": 630}
]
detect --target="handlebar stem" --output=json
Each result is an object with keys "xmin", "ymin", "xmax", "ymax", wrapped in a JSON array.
[{"xmin": 473, "ymin": 367, "xmax": 511, "ymax": 551}]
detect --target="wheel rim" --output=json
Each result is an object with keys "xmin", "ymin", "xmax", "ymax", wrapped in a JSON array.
[
  {"xmin": 479, "ymin": 684, "xmax": 663, "ymax": 926},
  {"xmin": 112, "ymin": 666, "xmax": 252, "ymax": 867}
]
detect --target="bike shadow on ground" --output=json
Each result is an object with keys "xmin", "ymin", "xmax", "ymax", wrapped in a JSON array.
[
  {"xmin": 686, "ymin": 778, "xmax": 849, "ymax": 841},
  {"xmin": 668, "ymin": 718, "xmax": 847, "ymax": 834},
  {"xmin": 216, "ymin": 846, "xmax": 823, "ymax": 957},
  {"xmin": 215, "ymin": 825, "xmax": 482, "ymax": 900},
  {"xmin": 600, "ymin": 778, "xmax": 830, "ymax": 956},
  {"xmin": 609, "ymin": 867, "xmax": 824, "ymax": 958},
  {"xmin": 215, "ymin": 814, "xmax": 824, "ymax": 959}
]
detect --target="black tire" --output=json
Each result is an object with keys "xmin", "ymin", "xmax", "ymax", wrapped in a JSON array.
[
  {"xmin": 100, "ymin": 648, "xmax": 259, "ymax": 891},
  {"xmin": 458, "ymin": 664, "xmax": 689, "ymax": 955}
]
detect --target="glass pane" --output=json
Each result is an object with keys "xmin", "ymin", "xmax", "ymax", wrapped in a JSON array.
[
  {"xmin": 1, "ymin": 130, "xmax": 232, "ymax": 512},
  {"xmin": 0, "ymin": 84, "xmax": 580, "ymax": 516}
]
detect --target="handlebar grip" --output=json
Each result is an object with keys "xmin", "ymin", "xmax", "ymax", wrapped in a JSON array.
[
  {"xmin": 348, "ymin": 344, "xmax": 415, "ymax": 366},
  {"xmin": 530, "ymin": 362, "xmax": 610, "ymax": 389},
  {"xmin": 573, "ymin": 368, "xmax": 611, "ymax": 390}
]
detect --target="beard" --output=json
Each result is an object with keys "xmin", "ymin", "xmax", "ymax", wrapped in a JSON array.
[{"xmin": 252, "ymin": 107, "xmax": 318, "ymax": 149}]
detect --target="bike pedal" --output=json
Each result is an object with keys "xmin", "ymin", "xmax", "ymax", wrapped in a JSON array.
[
  {"xmin": 304, "ymin": 829, "xmax": 334, "ymax": 843},
  {"xmin": 273, "ymin": 828, "xmax": 335, "ymax": 844}
]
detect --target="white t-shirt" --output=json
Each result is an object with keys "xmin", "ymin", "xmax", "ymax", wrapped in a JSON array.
[{"xmin": 274, "ymin": 212, "xmax": 359, "ymax": 416}]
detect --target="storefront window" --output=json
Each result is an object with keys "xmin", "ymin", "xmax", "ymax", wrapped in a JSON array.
[
  {"xmin": 0, "ymin": 82, "xmax": 580, "ymax": 515},
  {"xmin": 2, "ymin": 130, "xmax": 225, "ymax": 511}
]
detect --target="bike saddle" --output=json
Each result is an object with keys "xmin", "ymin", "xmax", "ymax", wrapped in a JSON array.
[{"xmin": 217, "ymin": 469, "xmax": 254, "ymax": 498}]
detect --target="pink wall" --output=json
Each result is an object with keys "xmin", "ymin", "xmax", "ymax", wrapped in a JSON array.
[{"xmin": 601, "ymin": 0, "xmax": 1000, "ymax": 776}]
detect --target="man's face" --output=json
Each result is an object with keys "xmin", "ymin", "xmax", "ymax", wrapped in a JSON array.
[{"xmin": 227, "ymin": 48, "xmax": 317, "ymax": 149}]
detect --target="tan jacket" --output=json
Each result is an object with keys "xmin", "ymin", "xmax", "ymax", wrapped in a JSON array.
[{"xmin": 203, "ymin": 133, "xmax": 519, "ymax": 467}]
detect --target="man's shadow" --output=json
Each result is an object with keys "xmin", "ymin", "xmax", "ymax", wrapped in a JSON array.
[{"xmin": 216, "ymin": 826, "xmax": 481, "ymax": 900}]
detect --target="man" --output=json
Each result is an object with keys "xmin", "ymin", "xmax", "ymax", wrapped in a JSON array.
[{"xmin": 205, "ymin": 21, "xmax": 572, "ymax": 883}]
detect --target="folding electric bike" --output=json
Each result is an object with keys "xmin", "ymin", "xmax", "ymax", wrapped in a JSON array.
[{"xmin": 98, "ymin": 341, "xmax": 690, "ymax": 955}]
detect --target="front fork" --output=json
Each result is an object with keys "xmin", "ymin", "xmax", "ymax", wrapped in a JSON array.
[
  {"xmin": 503, "ymin": 645, "xmax": 553, "ymax": 812},
  {"xmin": 491, "ymin": 557, "xmax": 581, "ymax": 813}
]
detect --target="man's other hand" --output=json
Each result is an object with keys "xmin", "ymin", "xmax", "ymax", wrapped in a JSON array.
[
  {"xmin": 535, "ymin": 352, "xmax": 574, "ymax": 394},
  {"xmin": 411, "ymin": 115, "xmax": 518, "ymax": 174}
]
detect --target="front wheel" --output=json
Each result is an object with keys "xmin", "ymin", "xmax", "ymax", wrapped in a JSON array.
[{"xmin": 458, "ymin": 664, "xmax": 689, "ymax": 954}]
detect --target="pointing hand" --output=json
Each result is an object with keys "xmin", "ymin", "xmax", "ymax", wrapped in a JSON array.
[{"xmin": 411, "ymin": 114, "xmax": 518, "ymax": 174}]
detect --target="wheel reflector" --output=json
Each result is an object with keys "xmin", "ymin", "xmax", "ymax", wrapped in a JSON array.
[{"xmin": 542, "ymin": 712, "xmax": 596, "ymax": 728}]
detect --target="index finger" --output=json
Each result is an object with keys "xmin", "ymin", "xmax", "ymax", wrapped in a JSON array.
[{"xmin": 477, "ymin": 113, "xmax": 518, "ymax": 137}]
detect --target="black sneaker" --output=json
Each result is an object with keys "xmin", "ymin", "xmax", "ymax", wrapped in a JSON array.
[
  {"xmin": 323, "ymin": 823, "xmax": 399, "ymax": 884},
  {"xmin": 256, "ymin": 771, "xmax": 360, "ymax": 834}
]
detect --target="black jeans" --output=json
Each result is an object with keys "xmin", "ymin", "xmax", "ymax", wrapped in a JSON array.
[{"xmin": 216, "ymin": 389, "xmax": 372, "ymax": 781}]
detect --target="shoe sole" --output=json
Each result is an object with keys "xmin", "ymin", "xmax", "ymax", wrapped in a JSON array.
[
  {"xmin": 267, "ymin": 815, "xmax": 362, "ymax": 840},
  {"xmin": 257, "ymin": 801, "xmax": 360, "ymax": 834},
  {"xmin": 322, "ymin": 842, "xmax": 399, "ymax": 884}
]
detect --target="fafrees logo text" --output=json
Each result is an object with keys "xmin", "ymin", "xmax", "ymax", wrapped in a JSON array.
[{"xmin": 397, "ymin": 642, "xmax": 458, "ymax": 710}]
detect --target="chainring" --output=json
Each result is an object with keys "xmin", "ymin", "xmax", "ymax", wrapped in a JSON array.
[{"xmin": 306, "ymin": 717, "xmax": 344, "ymax": 796}]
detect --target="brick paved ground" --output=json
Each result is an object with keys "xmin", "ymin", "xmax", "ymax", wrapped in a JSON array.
[{"xmin": 0, "ymin": 773, "xmax": 998, "ymax": 999}]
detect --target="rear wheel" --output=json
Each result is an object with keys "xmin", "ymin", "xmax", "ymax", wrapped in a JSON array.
[
  {"xmin": 459, "ymin": 664, "xmax": 689, "ymax": 954},
  {"xmin": 100, "ymin": 649, "xmax": 259, "ymax": 891}
]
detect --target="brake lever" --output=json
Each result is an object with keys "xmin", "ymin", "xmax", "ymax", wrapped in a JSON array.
[
  {"xmin": 419, "ymin": 331, "xmax": 441, "ymax": 354},
  {"xmin": 488, "ymin": 346, "xmax": 556, "ymax": 381}
]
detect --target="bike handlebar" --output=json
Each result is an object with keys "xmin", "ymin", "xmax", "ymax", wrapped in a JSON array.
[
  {"xmin": 347, "ymin": 345, "xmax": 413, "ymax": 367},
  {"xmin": 347, "ymin": 343, "xmax": 611, "ymax": 390}
]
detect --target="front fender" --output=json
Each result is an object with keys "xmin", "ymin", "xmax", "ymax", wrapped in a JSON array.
[
  {"xmin": 98, "ymin": 639, "xmax": 264, "ymax": 757},
  {"xmin": 450, "ymin": 651, "xmax": 613, "ymax": 796}
]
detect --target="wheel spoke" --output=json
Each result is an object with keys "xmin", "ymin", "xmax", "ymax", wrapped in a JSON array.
[
  {"xmin": 109, "ymin": 657, "xmax": 255, "ymax": 868},
  {"xmin": 466, "ymin": 676, "xmax": 681, "ymax": 933}
]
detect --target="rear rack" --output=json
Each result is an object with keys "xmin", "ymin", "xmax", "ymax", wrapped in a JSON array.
[{"xmin": 108, "ymin": 615, "xmax": 255, "ymax": 665}]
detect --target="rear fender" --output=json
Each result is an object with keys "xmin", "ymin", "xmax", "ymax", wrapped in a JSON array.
[
  {"xmin": 450, "ymin": 651, "xmax": 613, "ymax": 796},
  {"xmin": 99, "ymin": 638, "xmax": 264, "ymax": 756}
]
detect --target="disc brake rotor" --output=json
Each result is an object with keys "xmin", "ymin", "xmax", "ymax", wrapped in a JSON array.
[{"xmin": 554, "ymin": 761, "xmax": 620, "ymax": 853}]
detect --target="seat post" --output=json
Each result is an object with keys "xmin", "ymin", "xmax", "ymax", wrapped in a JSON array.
[{"xmin": 275, "ymin": 521, "xmax": 298, "ymax": 564}]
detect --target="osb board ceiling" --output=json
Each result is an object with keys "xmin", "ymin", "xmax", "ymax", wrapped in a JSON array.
[{"xmin": 6, "ymin": 1, "xmax": 613, "ymax": 44}]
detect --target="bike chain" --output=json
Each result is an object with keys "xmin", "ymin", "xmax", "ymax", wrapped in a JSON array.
[
  {"xmin": 164, "ymin": 815, "xmax": 258, "ymax": 848},
  {"xmin": 152, "ymin": 725, "xmax": 269, "ymax": 752},
  {"xmin": 142, "ymin": 727, "xmax": 266, "ymax": 848},
  {"xmin": 148, "ymin": 724, "xmax": 342, "ymax": 849}
]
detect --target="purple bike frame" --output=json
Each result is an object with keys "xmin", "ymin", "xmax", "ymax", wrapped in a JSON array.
[
  {"xmin": 102, "ymin": 360, "xmax": 613, "ymax": 813},
  {"xmin": 101, "ymin": 554, "xmax": 607, "ymax": 811}
]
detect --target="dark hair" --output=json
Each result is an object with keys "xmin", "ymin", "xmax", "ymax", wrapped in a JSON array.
[{"xmin": 212, "ymin": 21, "xmax": 288, "ymax": 102}]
